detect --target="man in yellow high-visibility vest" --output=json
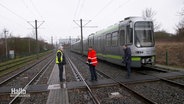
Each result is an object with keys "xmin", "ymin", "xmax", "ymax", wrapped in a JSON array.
[{"xmin": 56, "ymin": 46, "xmax": 66, "ymax": 82}]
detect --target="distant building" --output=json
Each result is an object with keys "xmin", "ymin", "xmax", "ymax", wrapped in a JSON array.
[{"xmin": 59, "ymin": 38, "xmax": 80, "ymax": 45}]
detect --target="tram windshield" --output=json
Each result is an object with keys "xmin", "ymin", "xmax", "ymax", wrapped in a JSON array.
[{"xmin": 134, "ymin": 22, "xmax": 154, "ymax": 47}]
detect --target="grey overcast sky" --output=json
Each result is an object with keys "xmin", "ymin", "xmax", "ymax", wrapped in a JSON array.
[{"xmin": 0, "ymin": 0, "xmax": 183, "ymax": 43}]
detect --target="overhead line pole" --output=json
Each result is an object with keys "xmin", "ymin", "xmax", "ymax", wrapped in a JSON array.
[
  {"xmin": 73, "ymin": 19, "xmax": 97, "ymax": 56},
  {"xmin": 27, "ymin": 20, "xmax": 44, "ymax": 59},
  {"xmin": 69, "ymin": 36, "xmax": 71, "ymax": 50},
  {"xmin": 35, "ymin": 20, "xmax": 38, "ymax": 59},
  {"xmin": 51, "ymin": 36, "xmax": 53, "ymax": 47},
  {"xmin": 80, "ymin": 19, "xmax": 83, "ymax": 55},
  {"xmin": 4, "ymin": 29, "xmax": 8, "ymax": 58}
]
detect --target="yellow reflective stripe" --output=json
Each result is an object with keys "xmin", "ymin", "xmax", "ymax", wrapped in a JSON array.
[{"xmin": 56, "ymin": 50, "xmax": 63, "ymax": 64}]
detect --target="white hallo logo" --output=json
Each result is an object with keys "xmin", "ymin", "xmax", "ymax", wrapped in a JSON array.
[
  {"xmin": 11, "ymin": 88, "xmax": 26, "ymax": 94},
  {"xmin": 10, "ymin": 88, "xmax": 30, "ymax": 97}
]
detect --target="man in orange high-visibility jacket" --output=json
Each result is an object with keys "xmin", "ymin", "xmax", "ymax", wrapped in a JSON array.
[{"xmin": 87, "ymin": 46, "xmax": 98, "ymax": 81}]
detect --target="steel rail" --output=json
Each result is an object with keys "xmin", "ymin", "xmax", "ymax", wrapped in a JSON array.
[
  {"xmin": 0, "ymin": 51, "xmax": 52, "ymax": 68},
  {"xmin": 70, "ymin": 52, "xmax": 156, "ymax": 104},
  {"xmin": 66, "ymin": 55, "xmax": 100, "ymax": 104},
  {"xmin": 137, "ymin": 70, "xmax": 184, "ymax": 90},
  {"xmin": 143, "ymin": 65, "xmax": 169, "ymax": 73},
  {"xmin": 96, "ymin": 70, "xmax": 156, "ymax": 104},
  {"xmin": 0, "ymin": 56, "xmax": 33, "ymax": 67},
  {"xmin": 0, "ymin": 54, "xmax": 53, "ymax": 86},
  {"xmin": 9, "ymin": 57, "xmax": 54, "ymax": 104},
  {"xmin": 67, "ymin": 57, "xmax": 82, "ymax": 81},
  {"xmin": 72, "ymin": 51, "xmax": 184, "ymax": 103},
  {"xmin": 0, "ymin": 57, "xmax": 35, "ymax": 72}
]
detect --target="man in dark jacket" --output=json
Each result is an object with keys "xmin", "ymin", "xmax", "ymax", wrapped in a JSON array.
[
  {"xmin": 56, "ymin": 46, "xmax": 66, "ymax": 82},
  {"xmin": 122, "ymin": 44, "xmax": 132, "ymax": 78}
]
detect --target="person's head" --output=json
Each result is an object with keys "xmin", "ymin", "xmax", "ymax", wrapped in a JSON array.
[
  {"xmin": 122, "ymin": 44, "xmax": 127, "ymax": 50},
  {"xmin": 88, "ymin": 46, "xmax": 93, "ymax": 51},
  {"xmin": 58, "ymin": 46, "xmax": 63, "ymax": 51}
]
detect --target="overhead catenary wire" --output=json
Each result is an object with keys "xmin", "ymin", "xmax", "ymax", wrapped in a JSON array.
[
  {"xmin": 0, "ymin": 13, "xmax": 27, "ymax": 30},
  {"xmin": 0, "ymin": 0, "xmax": 39, "ymax": 35},
  {"xmin": 0, "ymin": 1, "xmax": 31, "ymax": 36},
  {"xmin": 91, "ymin": 0, "xmax": 114, "ymax": 20},
  {"xmin": 110, "ymin": 0, "xmax": 132, "ymax": 15},
  {"xmin": 24, "ymin": 0, "xmax": 50, "ymax": 43},
  {"xmin": 0, "ymin": 2, "xmax": 27, "ymax": 22},
  {"xmin": 76, "ymin": 0, "xmax": 86, "ymax": 19},
  {"xmin": 29, "ymin": 0, "xmax": 53, "ymax": 41},
  {"xmin": 29, "ymin": 0, "xmax": 44, "ymax": 19},
  {"xmin": 89, "ymin": 0, "xmax": 132, "ymax": 30},
  {"xmin": 66, "ymin": 0, "xmax": 83, "ymax": 38},
  {"xmin": 74, "ymin": 0, "xmax": 81, "ymax": 19},
  {"xmin": 77, "ymin": 0, "xmax": 115, "ymax": 34},
  {"xmin": 21, "ymin": 0, "xmax": 38, "ymax": 19}
]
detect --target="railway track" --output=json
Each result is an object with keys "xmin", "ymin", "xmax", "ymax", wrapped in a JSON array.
[
  {"xmin": 9, "ymin": 57, "xmax": 54, "ymax": 104},
  {"xmin": 0, "ymin": 53, "xmax": 53, "ymax": 86},
  {"xmin": 66, "ymin": 55, "xmax": 101, "ymax": 104},
  {"xmin": 0, "ymin": 51, "xmax": 53, "ymax": 77},
  {"xmin": 0, "ymin": 55, "xmax": 35, "ymax": 68},
  {"xmin": 66, "ymin": 52, "xmax": 156, "ymax": 104},
  {"xmin": 137, "ymin": 67, "xmax": 184, "ymax": 90},
  {"xmin": 69, "ymin": 51, "xmax": 184, "ymax": 104},
  {"xmin": 0, "ymin": 53, "xmax": 55, "ymax": 104}
]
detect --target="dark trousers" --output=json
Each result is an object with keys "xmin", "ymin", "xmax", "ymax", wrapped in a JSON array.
[
  {"xmin": 126, "ymin": 62, "xmax": 131, "ymax": 77},
  {"xmin": 58, "ymin": 63, "xmax": 63, "ymax": 81},
  {"xmin": 89, "ymin": 65, "xmax": 97, "ymax": 80}
]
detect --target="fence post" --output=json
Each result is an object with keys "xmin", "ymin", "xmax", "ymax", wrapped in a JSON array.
[{"xmin": 166, "ymin": 49, "xmax": 168, "ymax": 65}]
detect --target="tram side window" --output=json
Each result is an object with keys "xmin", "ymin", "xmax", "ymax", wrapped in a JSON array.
[
  {"xmin": 127, "ymin": 28, "xmax": 133, "ymax": 44},
  {"xmin": 89, "ymin": 38, "xmax": 91, "ymax": 46},
  {"xmin": 94, "ymin": 37, "xmax": 97, "ymax": 49},
  {"xmin": 89, "ymin": 37, "xmax": 94, "ymax": 47},
  {"xmin": 112, "ymin": 32, "xmax": 118, "ymax": 46},
  {"xmin": 97, "ymin": 36, "xmax": 101, "ymax": 49},
  {"xmin": 106, "ymin": 34, "xmax": 111, "ymax": 46},
  {"xmin": 120, "ymin": 30, "xmax": 125, "ymax": 45}
]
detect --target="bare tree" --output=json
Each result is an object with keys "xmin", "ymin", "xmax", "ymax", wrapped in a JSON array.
[
  {"xmin": 176, "ymin": 7, "xmax": 184, "ymax": 37},
  {"xmin": 142, "ymin": 8, "xmax": 161, "ymax": 31},
  {"xmin": 0, "ymin": 32, "xmax": 3, "ymax": 38},
  {"xmin": 179, "ymin": 8, "xmax": 184, "ymax": 16}
]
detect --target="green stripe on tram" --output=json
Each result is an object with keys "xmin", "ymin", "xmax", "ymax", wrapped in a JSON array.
[
  {"xmin": 131, "ymin": 57, "xmax": 141, "ymax": 61},
  {"xmin": 97, "ymin": 53, "xmax": 141, "ymax": 61},
  {"xmin": 104, "ymin": 54, "xmax": 122, "ymax": 60}
]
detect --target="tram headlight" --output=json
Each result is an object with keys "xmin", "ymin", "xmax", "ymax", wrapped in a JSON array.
[{"xmin": 136, "ymin": 42, "xmax": 141, "ymax": 47}]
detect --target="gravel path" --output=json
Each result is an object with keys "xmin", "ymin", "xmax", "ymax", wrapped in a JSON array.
[
  {"xmin": 171, "ymin": 77, "xmax": 184, "ymax": 85},
  {"xmin": 92, "ymin": 85, "xmax": 144, "ymax": 104},
  {"xmin": 19, "ymin": 92, "xmax": 48, "ymax": 104},
  {"xmin": 127, "ymin": 81, "xmax": 184, "ymax": 104},
  {"xmin": 68, "ymin": 89, "xmax": 94, "ymax": 104}
]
